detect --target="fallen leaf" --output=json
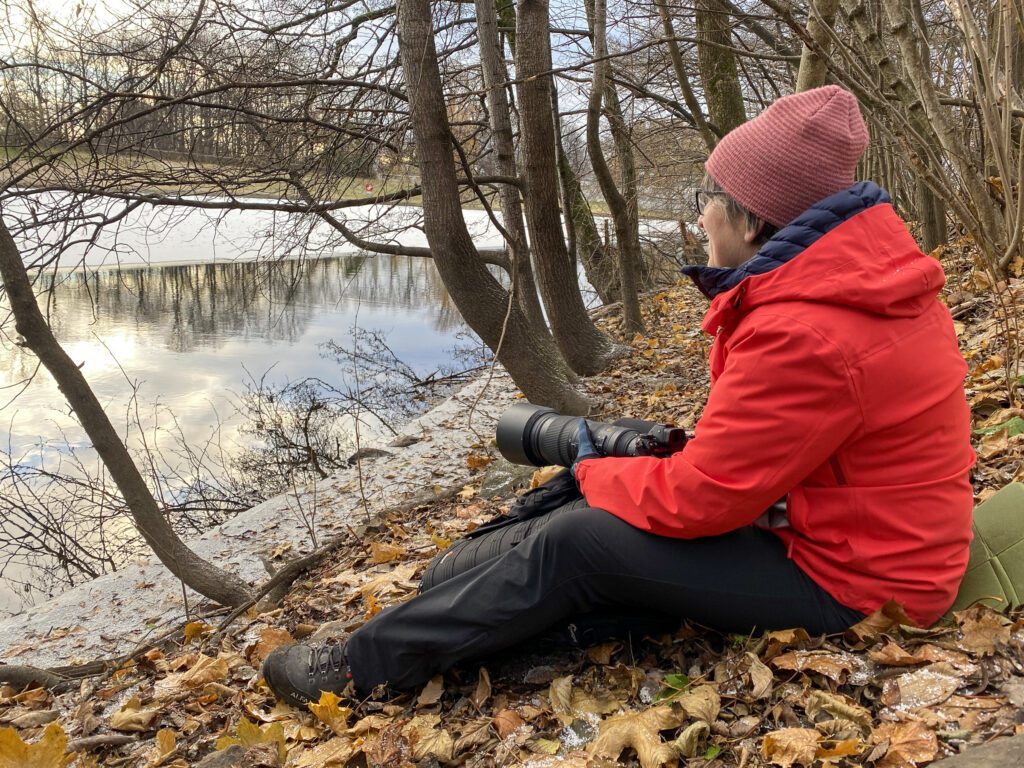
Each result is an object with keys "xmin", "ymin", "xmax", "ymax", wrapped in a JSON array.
[
  {"xmin": 761, "ymin": 728, "xmax": 821, "ymax": 767},
  {"xmin": 0, "ymin": 722, "xmax": 73, "ymax": 768},
  {"xmin": 588, "ymin": 706, "xmax": 685, "ymax": 768},
  {"xmin": 308, "ymin": 691, "xmax": 351, "ymax": 736},
  {"xmin": 145, "ymin": 729, "xmax": 177, "ymax": 767},
  {"xmin": 466, "ymin": 454, "xmax": 492, "ymax": 469},
  {"xmin": 369, "ymin": 540, "xmax": 406, "ymax": 563},
  {"xmin": 747, "ymin": 652, "xmax": 774, "ymax": 699},
  {"xmin": 416, "ymin": 675, "xmax": 445, "ymax": 708},
  {"xmin": 471, "ymin": 667, "xmax": 491, "ymax": 709},
  {"xmin": 529, "ymin": 466, "xmax": 563, "ymax": 488},
  {"xmin": 431, "ymin": 533, "xmax": 451, "ymax": 550},
  {"xmin": 771, "ymin": 650, "xmax": 855, "ymax": 684},
  {"xmin": 492, "ymin": 709, "xmax": 524, "ymax": 738},
  {"xmin": 293, "ymin": 736, "xmax": 359, "ymax": 767},
  {"xmin": 586, "ymin": 640, "xmax": 622, "ymax": 665},
  {"xmin": 805, "ymin": 690, "xmax": 872, "ymax": 734},
  {"xmin": 401, "ymin": 715, "xmax": 454, "ymax": 761},
  {"xmin": 215, "ymin": 718, "xmax": 287, "ymax": 764},
  {"xmin": 457, "ymin": 484, "xmax": 478, "ymax": 500},
  {"xmin": 845, "ymin": 600, "xmax": 915, "ymax": 646},
  {"xmin": 882, "ymin": 662, "xmax": 961, "ymax": 709},
  {"xmin": 453, "ymin": 717, "xmax": 492, "ymax": 752},
  {"xmin": 183, "ymin": 622, "xmax": 213, "ymax": 645},
  {"xmin": 869, "ymin": 641, "xmax": 926, "ymax": 667},
  {"xmin": 671, "ymin": 721, "xmax": 709, "ymax": 758},
  {"xmin": 762, "ymin": 628, "xmax": 811, "ymax": 660},
  {"xmin": 872, "ymin": 721, "xmax": 938, "ymax": 768},
  {"xmin": 255, "ymin": 628, "xmax": 294, "ymax": 663},
  {"xmin": 110, "ymin": 695, "xmax": 162, "ymax": 732},
  {"xmin": 955, "ymin": 604, "xmax": 1012, "ymax": 655},
  {"xmin": 675, "ymin": 685, "xmax": 720, "ymax": 724},
  {"xmin": 816, "ymin": 739, "xmax": 862, "ymax": 761},
  {"xmin": 179, "ymin": 655, "xmax": 229, "ymax": 688}
]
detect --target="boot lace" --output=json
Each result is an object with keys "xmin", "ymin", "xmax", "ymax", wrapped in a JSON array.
[{"xmin": 308, "ymin": 644, "xmax": 348, "ymax": 683}]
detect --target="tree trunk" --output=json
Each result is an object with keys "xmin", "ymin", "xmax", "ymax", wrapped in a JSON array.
[
  {"xmin": 474, "ymin": 0, "xmax": 549, "ymax": 337},
  {"xmin": 584, "ymin": 0, "xmax": 644, "ymax": 335},
  {"xmin": 558, "ymin": 139, "xmax": 620, "ymax": 304},
  {"xmin": 655, "ymin": 0, "xmax": 718, "ymax": 151},
  {"xmin": 515, "ymin": 0, "xmax": 622, "ymax": 376},
  {"xmin": 795, "ymin": 0, "xmax": 841, "ymax": 92},
  {"xmin": 395, "ymin": 0, "xmax": 592, "ymax": 414},
  {"xmin": 696, "ymin": 0, "xmax": 746, "ymax": 135},
  {"xmin": 0, "ymin": 215, "xmax": 254, "ymax": 608}
]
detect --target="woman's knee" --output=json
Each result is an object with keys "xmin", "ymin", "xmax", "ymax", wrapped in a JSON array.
[{"xmin": 526, "ymin": 505, "xmax": 638, "ymax": 566}]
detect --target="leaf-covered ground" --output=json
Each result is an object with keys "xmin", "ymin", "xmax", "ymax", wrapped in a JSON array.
[{"xmin": 2, "ymin": 258, "xmax": 1023, "ymax": 768}]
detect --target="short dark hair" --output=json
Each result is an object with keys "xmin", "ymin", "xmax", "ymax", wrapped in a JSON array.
[{"xmin": 701, "ymin": 172, "xmax": 779, "ymax": 246}]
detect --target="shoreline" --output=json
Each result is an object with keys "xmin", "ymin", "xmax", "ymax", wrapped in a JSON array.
[{"xmin": 0, "ymin": 369, "xmax": 519, "ymax": 670}]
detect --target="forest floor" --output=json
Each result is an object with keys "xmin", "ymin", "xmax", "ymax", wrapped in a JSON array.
[{"xmin": 1, "ymin": 248, "xmax": 1023, "ymax": 768}]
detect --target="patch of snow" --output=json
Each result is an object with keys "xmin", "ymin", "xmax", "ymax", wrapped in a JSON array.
[{"xmin": 0, "ymin": 371, "xmax": 519, "ymax": 669}]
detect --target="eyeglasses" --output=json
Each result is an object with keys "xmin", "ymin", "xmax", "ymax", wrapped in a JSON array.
[{"xmin": 694, "ymin": 189, "xmax": 727, "ymax": 216}]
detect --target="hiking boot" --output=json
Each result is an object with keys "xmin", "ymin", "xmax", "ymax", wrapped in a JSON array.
[{"xmin": 261, "ymin": 642, "xmax": 352, "ymax": 708}]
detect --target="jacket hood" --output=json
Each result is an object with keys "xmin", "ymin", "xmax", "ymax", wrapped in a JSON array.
[{"xmin": 690, "ymin": 182, "xmax": 946, "ymax": 333}]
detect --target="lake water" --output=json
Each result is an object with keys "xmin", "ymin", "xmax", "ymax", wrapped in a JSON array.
[{"xmin": 0, "ymin": 251, "xmax": 479, "ymax": 616}]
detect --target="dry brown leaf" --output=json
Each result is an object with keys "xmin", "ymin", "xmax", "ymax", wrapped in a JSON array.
[
  {"xmin": 0, "ymin": 721, "xmax": 74, "ymax": 768},
  {"xmin": 671, "ymin": 721, "xmax": 709, "ymax": 758},
  {"xmin": 346, "ymin": 714, "xmax": 394, "ymax": 738},
  {"xmin": 955, "ymin": 604, "xmax": 1013, "ymax": 655},
  {"xmin": 762, "ymin": 628, "xmax": 811, "ymax": 660},
  {"xmin": 293, "ymin": 736, "xmax": 359, "ymax": 767},
  {"xmin": 845, "ymin": 600, "xmax": 915, "ymax": 646},
  {"xmin": 145, "ymin": 729, "xmax": 177, "ymax": 768},
  {"xmin": 805, "ymin": 690, "xmax": 872, "ymax": 734},
  {"xmin": 548, "ymin": 675, "xmax": 573, "ymax": 716},
  {"xmin": 675, "ymin": 684, "xmax": 720, "ymax": 724},
  {"xmin": 761, "ymin": 728, "xmax": 821, "ymax": 767},
  {"xmin": 747, "ymin": 652, "xmax": 774, "ymax": 699},
  {"xmin": 882, "ymin": 662, "xmax": 962, "ymax": 710},
  {"xmin": 255, "ymin": 628, "xmax": 294, "ymax": 663},
  {"xmin": 492, "ymin": 709, "xmax": 525, "ymax": 738},
  {"xmin": 110, "ymin": 695, "xmax": 162, "ymax": 732},
  {"xmin": 179, "ymin": 655, "xmax": 229, "ymax": 689},
  {"xmin": 402, "ymin": 715, "xmax": 454, "ymax": 761},
  {"xmin": 815, "ymin": 739, "xmax": 862, "ymax": 761},
  {"xmin": 522, "ymin": 751, "xmax": 590, "ymax": 768},
  {"xmin": 453, "ymin": 717, "xmax": 493, "ymax": 753},
  {"xmin": 471, "ymin": 667, "xmax": 491, "ymax": 709},
  {"xmin": 588, "ymin": 706, "xmax": 685, "ymax": 768},
  {"xmin": 466, "ymin": 454, "xmax": 492, "ymax": 470},
  {"xmin": 308, "ymin": 691, "xmax": 351, "ymax": 736},
  {"xmin": 369, "ymin": 540, "xmax": 406, "ymax": 563},
  {"xmin": 771, "ymin": 650, "xmax": 855, "ymax": 684},
  {"xmin": 183, "ymin": 622, "xmax": 213, "ymax": 645},
  {"xmin": 530, "ymin": 466, "xmax": 563, "ymax": 488},
  {"xmin": 416, "ymin": 675, "xmax": 445, "ymax": 708},
  {"xmin": 586, "ymin": 640, "xmax": 622, "ymax": 665},
  {"xmin": 869, "ymin": 641, "xmax": 926, "ymax": 667},
  {"xmin": 872, "ymin": 721, "xmax": 939, "ymax": 768},
  {"xmin": 359, "ymin": 564, "xmax": 418, "ymax": 598}
]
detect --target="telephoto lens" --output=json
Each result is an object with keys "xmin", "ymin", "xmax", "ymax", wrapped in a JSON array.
[{"xmin": 495, "ymin": 403, "xmax": 685, "ymax": 468}]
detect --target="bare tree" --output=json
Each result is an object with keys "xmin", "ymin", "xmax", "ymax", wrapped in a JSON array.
[
  {"xmin": 0, "ymin": 216, "xmax": 254, "ymax": 607},
  {"xmin": 395, "ymin": 0, "xmax": 592, "ymax": 414}
]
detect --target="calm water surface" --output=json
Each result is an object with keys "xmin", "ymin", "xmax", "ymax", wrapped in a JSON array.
[{"xmin": 0, "ymin": 253, "xmax": 475, "ymax": 614}]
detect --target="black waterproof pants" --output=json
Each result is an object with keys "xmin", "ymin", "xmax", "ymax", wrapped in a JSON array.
[{"xmin": 345, "ymin": 500, "xmax": 864, "ymax": 693}]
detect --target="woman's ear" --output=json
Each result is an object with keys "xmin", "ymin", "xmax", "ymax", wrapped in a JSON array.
[{"xmin": 744, "ymin": 219, "xmax": 767, "ymax": 244}]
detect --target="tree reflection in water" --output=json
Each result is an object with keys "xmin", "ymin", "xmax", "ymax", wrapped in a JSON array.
[{"xmin": 0, "ymin": 253, "xmax": 486, "ymax": 615}]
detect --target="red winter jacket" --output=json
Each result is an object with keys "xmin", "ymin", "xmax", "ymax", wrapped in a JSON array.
[{"xmin": 576, "ymin": 199, "xmax": 975, "ymax": 627}]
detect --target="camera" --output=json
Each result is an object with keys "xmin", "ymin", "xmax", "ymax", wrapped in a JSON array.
[{"xmin": 495, "ymin": 403, "xmax": 687, "ymax": 468}]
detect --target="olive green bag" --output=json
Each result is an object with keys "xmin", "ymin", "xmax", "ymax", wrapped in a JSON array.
[{"xmin": 946, "ymin": 482, "xmax": 1024, "ymax": 617}]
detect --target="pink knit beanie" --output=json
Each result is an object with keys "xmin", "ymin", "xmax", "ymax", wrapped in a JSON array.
[{"xmin": 705, "ymin": 85, "xmax": 869, "ymax": 229}]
